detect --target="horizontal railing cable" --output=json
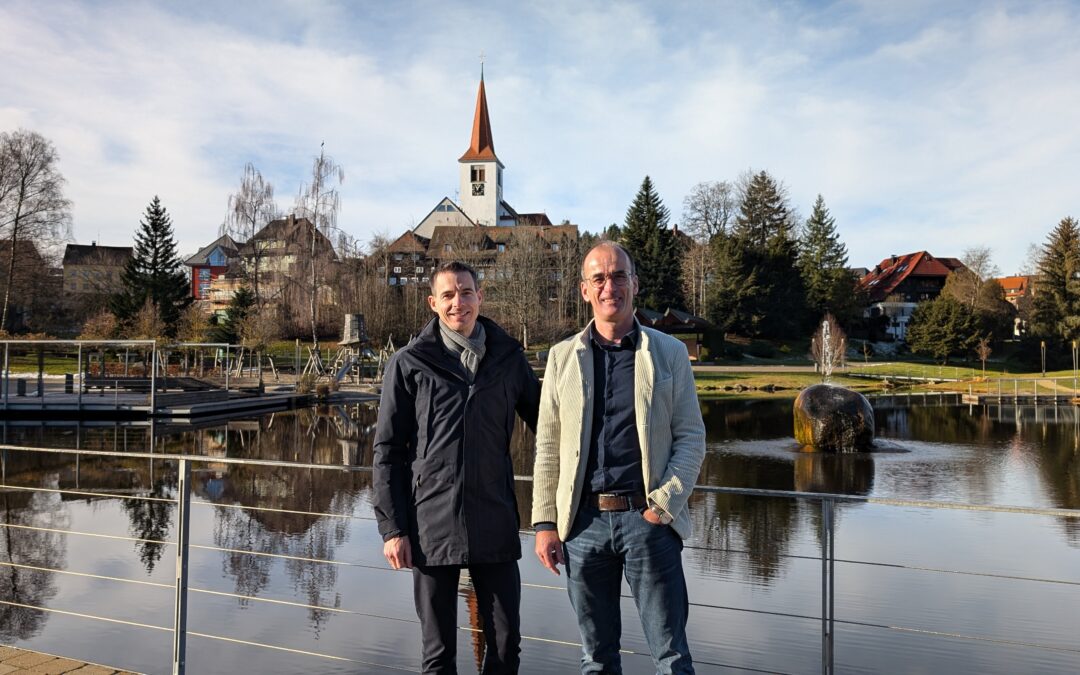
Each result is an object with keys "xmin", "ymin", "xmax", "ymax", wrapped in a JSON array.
[
  {"xmin": 0, "ymin": 483, "xmax": 174, "ymax": 503},
  {"xmin": 0, "ymin": 599, "xmax": 170, "ymax": 632},
  {"xmin": 0, "ymin": 560, "xmax": 172, "ymax": 589}
]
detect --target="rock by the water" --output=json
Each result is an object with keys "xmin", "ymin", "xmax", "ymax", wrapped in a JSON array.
[{"xmin": 793, "ymin": 384, "xmax": 874, "ymax": 452}]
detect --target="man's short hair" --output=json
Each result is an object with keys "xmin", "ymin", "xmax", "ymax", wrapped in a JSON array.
[
  {"xmin": 581, "ymin": 240, "xmax": 637, "ymax": 278},
  {"xmin": 431, "ymin": 261, "xmax": 480, "ymax": 292}
]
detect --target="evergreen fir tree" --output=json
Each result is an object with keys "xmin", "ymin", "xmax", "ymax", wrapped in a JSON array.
[
  {"xmin": 709, "ymin": 170, "xmax": 805, "ymax": 338},
  {"xmin": 1032, "ymin": 216, "xmax": 1080, "ymax": 344},
  {"xmin": 906, "ymin": 295, "xmax": 978, "ymax": 364},
  {"xmin": 111, "ymin": 196, "xmax": 192, "ymax": 336},
  {"xmin": 209, "ymin": 285, "xmax": 255, "ymax": 344},
  {"xmin": 798, "ymin": 195, "xmax": 857, "ymax": 327},
  {"xmin": 620, "ymin": 176, "xmax": 685, "ymax": 311}
]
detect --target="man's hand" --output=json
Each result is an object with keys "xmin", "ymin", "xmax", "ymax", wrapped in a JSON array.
[
  {"xmin": 383, "ymin": 535, "xmax": 412, "ymax": 570},
  {"xmin": 642, "ymin": 507, "xmax": 665, "ymax": 525},
  {"xmin": 534, "ymin": 530, "xmax": 565, "ymax": 576}
]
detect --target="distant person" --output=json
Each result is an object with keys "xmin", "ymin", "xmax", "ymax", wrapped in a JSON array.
[
  {"xmin": 531, "ymin": 241, "xmax": 706, "ymax": 674},
  {"xmin": 373, "ymin": 260, "xmax": 540, "ymax": 674}
]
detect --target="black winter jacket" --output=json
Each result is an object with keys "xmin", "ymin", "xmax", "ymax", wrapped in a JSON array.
[{"xmin": 372, "ymin": 316, "xmax": 540, "ymax": 566}]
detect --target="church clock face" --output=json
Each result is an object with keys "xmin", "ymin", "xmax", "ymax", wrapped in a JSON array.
[{"xmin": 472, "ymin": 182, "xmax": 485, "ymax": 196}]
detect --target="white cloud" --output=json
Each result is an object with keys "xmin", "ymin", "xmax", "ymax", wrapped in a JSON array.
[{"xmin": 2, "ymin": 0, "xmax": 1078, "ymax": 274}]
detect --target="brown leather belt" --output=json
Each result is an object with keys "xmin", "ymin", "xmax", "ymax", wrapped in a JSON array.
[{"xmin": 588, "ymin": 493, "xmax": 647, "ymax": 512}]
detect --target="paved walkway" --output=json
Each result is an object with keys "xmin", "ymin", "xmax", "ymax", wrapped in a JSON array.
[{"xmin": 0, "ymin": 646, "xmax": 137, "ymax": 675}]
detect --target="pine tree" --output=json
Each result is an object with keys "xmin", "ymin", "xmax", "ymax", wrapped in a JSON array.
[
  {"xmin": 798, "ymin": 195, "xmax": 857, "ymax": 327},
  {"xmin": 907, "ymin": 295, "xmax": 978, "ymax": 364},
  {"xmin": 111, "ymin": 196, "xmax": 191, "ymax": 336},
  {"xmin": 1032, "ymin": 216, "xmax": 1080, "ymax": 344},
  {"xmin": 708, "ymin": 170, "xmax": 805, "ymax": 338},
  {"xmin": 209, "ymin": 285, "xmax": 255, "ymax": 344},
  {"xmin": 620, "ymin": 176, "xmax": 684, "ymax": 311}
]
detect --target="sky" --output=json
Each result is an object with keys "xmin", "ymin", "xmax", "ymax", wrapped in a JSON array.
[{"xmin": 2, "ymin": 0, "xmax": 1079, "ymax": 275}]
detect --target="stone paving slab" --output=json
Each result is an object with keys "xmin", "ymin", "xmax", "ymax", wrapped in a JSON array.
[{"xmin": 0, "ymin": 647, "xmax": 136, "ymax": 675}]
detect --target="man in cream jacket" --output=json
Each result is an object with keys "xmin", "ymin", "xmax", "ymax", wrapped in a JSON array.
[{"xmin": 532, "ymin": 241, "xmax": 706, "ymax": 674}]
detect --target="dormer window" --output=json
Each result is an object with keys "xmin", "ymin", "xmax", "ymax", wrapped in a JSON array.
[{"xmin": 208, "ymin": 249, "xmax": 226, "ymax": 266}]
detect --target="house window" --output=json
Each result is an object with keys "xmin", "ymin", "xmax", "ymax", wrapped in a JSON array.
[
  {"xmin": 199, "ymin": 268, "xmax": 211, "ymax": 281},
  {"xmin": 393, "ymin": 254, "xmax": 403, "ymax": 261},
  {"xmin": 497, "ymin": 244, "xmax": 505, "ymax": 253},
  {"xmin": 421, "ymin": 276, "xmax": 429, "ymax": 283},
  {"xmin": 444, "ymin": 244, "xmax": 452, "ymax": 253},
  {"xmin": 415, "ymin": 266, "xmax": 424, "ymax": 274},
  {"xmin": 209, "ymin": 250, "xmax": 226, "ymax": 266},
  {"xmin": 389, "ymin": 278, "xmax": 398, "ymax": 286},
  {"xmin": 551, "ymin": 243, "xmax": 560, "ymax": 252},
  {"xmin": 393, "ymin": 266, "xmax": 402, "ymax": 273},
  {"xmin": 471, "ymin": 166, "xmax": 486, "ymax": 182},
  {"xmin": 477, "ymin": 271, "xmax": 485, "ymax": 280}
]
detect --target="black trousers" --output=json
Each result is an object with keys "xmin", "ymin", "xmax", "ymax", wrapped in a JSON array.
[{"xmin": 412, "ymin": 560, "xmax": 521, "ymax": 675}]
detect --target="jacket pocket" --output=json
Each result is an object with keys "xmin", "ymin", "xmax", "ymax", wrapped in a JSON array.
[{"xmin": 415, "ymin": 375, "xmax": 434, "ymax": 458}]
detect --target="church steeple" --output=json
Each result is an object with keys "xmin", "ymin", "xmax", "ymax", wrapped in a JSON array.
[{"xmin": 459, "ymin": 74, "xmax": 498, "ymax": 162}]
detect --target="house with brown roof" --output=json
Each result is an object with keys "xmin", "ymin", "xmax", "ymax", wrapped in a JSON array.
[
  {"xmin": 856, "ymin": 251, "xmax": 966, "ymax": 341},
  {"xmin": 62, "ymin": 243, "xmax": 133, "ymax": 296},
  {"xmin": 995, "ymin": 275, "xmax": 1033, "ymax": 308}
]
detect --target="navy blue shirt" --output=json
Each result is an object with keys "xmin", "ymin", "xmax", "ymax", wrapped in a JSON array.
[{"xmin": 583, "ymin": 325, "xmax": 644, "ymax": 496}]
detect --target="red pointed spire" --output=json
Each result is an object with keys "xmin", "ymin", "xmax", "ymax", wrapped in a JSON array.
[{"xmin": 459, "ymin": 75, "xmax": 498, "ymax": 162}]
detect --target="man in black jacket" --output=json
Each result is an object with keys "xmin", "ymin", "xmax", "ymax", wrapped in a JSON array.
[{"xmin": 373, "ymin": 261, "xmax": 540, "ymax": 674}]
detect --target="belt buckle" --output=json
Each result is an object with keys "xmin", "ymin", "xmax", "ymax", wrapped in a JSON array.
[{"xmin": 597, "ymin": 493, "xmax": 629, "ymax": 511}]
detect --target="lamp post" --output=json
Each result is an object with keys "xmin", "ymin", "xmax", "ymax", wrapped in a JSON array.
[{"xmin": 1040, "ymin": 340, "xmax": 1046, "ymax": 378}]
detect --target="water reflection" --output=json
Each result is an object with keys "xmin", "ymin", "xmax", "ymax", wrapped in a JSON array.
[
  {"xmin": 0, "ymin": 487, "xmax": 67, "ymax": 642},
  {"xmin": 0, "ymin": 399, "xmax": 1078, "ymax": 673}
]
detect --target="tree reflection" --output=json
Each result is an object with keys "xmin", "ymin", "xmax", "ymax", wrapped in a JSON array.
[
  {"xmin": 190, "ymin": 406, "xmax": 371, "ymax": 631},
  {"xmin": 0, "ymin": 488, "xmax": 67, "ymax": 641},
  {"xmin": 119, "ymin": 477, "xmax": 174, "ymax": 573}
]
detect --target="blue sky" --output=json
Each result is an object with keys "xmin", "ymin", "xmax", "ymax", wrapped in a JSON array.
[{"xmin": 2, "ymin": 0, "xmax": 1079, "ymax": 275}]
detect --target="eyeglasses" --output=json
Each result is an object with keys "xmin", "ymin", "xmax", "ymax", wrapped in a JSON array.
[{"xmin": 584, "ymin": 271, "xmax": 633, "ymax": 289}]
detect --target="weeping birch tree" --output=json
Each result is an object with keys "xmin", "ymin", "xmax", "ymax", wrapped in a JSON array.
[{"xmin": 295, "ymin": 144, "xmax": 344, "ymax": 352}]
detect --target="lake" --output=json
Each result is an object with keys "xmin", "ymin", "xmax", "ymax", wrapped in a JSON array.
[{"xmin": 0, "ymin": 397, "xmax": 1078, "ymax": 674}]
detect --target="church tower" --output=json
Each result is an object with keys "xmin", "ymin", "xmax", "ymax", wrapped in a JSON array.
[{"xmin": 458, "ymin": 73, "xmax": 505, "ymax": 226}]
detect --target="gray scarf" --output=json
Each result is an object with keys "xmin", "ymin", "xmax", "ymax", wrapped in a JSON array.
[{"xmin": 439, "ymin": 320, "xmax": 486, "ymax": 382}]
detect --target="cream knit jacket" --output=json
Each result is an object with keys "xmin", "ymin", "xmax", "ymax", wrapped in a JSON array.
[{"xmin": 531, "ymin": 322, "xmax": 707, "ymax": 541}]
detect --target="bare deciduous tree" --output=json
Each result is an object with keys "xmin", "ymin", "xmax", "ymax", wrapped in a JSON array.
[
  {"xmin": 0, "ymin": 130, "xmax": 72, "ymax": 332},
  {"xmin": 222, "ymin": 163, "xmax": 279, "ymax": 306},
  {"xmin": 976, "ymin": 336, "xmax": 992, "ymax": 379},
  {"xmin": 681, "ymin": 180, "xmax": 735, "ymax": 242},
  {"xmin": 294, "ymin": 144, "xmax": 344, "ymax": 353},
  {"xmin": 128, "ymin": 298, "xmax": 165, "ymax": 340},
  {"xmin": 78, "ymin": 310, "xmax": 119, "ymax": 340}
]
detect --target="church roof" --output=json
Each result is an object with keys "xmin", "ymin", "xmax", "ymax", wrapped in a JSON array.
[{"xmin": 459, "ymin": 76, "xmax": 499, "ymax": 163}]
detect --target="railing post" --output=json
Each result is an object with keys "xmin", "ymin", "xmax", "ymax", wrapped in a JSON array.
[
  {"xmin": 225, "ymin": 346, "xmax": 230, "ymax": 393},
  {"xmin": 821, "ymin": 497, "xmax": 835, "ymax": 675},
  {"xmin": 77, "ymin": 343, "xmax": 83, "ymax": 410},
  {"xmin": 172, "ymin": 458, "xmax": 192, "ymax": 675},
  {"xmin": 150, "ymin": 342, "xmax": 157, "ymax": 413},
  {"xmin": 3, "ymin": 342, "xmax": 8, "ymax": 407}
]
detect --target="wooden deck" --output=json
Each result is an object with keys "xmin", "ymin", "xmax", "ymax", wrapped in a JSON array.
[{"xmin": 0, "ymin": 645, "xmax": 137, "ymax": 674}]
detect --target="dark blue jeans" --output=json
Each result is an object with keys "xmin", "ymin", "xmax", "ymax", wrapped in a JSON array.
[{"xmin": 564, "ymin": 504, "xmax": 693, "ymax": 674}]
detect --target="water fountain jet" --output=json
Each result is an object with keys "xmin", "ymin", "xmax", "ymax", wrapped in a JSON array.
[{"xmin": 793, "ymin": 316, "xmax": 875, "ymax": 452}]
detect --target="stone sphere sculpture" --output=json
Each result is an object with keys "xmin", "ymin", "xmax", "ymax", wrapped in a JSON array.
[{"xmin": 793, "ymin": 383, "xmax": 875, "ymax": 452}]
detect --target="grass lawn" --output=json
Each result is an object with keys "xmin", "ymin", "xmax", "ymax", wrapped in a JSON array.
[{"xmin": 695, "ymin": 371, "xmax": 883, "ymax": 397}]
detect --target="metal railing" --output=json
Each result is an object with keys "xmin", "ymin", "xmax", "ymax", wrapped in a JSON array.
[{"xmin": 1, "ymin": 444, "xmax": 1078, "ymax": 674}]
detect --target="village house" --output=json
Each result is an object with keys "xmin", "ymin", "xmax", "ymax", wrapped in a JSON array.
[
  {"xmin": 857, "ymin": 251, "xmax": 966, "ymax": 341},
  {"xmin": 62, "ymin": 243, "xmax": 132, "ymax": 297}
]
